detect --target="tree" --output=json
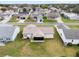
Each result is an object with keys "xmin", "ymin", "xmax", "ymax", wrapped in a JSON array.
[
  {"xmin": 43, "ymin": 16, "xmax": 47, "ymax": 19},
  {"xmin": 23, "ymin": 8, "xmax": 26, "ymax": 12},
  {"xmin": 1, "ymin": 8, "xmax": 7, "ymax": 12}
]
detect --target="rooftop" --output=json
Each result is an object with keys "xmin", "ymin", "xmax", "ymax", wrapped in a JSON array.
[
  {"xmin": 62, "ymin": 29, "xmax": 79, "ymax": 39},
  {"xmin": 0, "ymin": 24, "xmax": 16, "ymax": 39}
]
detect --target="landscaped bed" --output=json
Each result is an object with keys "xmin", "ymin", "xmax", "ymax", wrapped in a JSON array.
[{"xmin": 0, "ymin": 26, "xmax": 78, "ymax": 57}]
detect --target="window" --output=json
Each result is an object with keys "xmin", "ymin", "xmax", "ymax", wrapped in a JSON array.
[
  {"xmin": 72, "ymin": 40, "xmax": 73, "ymax": 42},
  {"xmin": 6, "ymin": 38, "xmax": 10, "ymax": 40},
  {"xmin": 40, "ymin": 19, "xmax": 42, "ymax": 22}
]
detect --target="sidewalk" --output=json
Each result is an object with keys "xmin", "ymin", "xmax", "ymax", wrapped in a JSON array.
[{"xmin": 55, "ymin": 17, "xmax": 70, "ymax": 29}]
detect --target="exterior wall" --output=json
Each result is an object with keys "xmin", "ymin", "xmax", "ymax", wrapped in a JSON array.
[
  {"xmin": 11, "ymin": 26, "xmax": 20, "ymax": 41},
  {"xmin": 23, "ymin": 33, "xmax": 54, "ymax": 39},
  {"xmin": 55, "ymin": 25, "xmax": 70, "ymax": 45},
  {"xmin": 67, "ymin": 39, "xmax": 79, "ymax": 44},
  {"xmin": 23, "ymin": 33, "xmax": 32, "ymax": 39},
  {"xmin": 31, "ymin": 39, "xmax": 44, "ymax": 42},
  {"xmin": 44, "ymin": 33, "xmax": 54, "ymax": 38}
]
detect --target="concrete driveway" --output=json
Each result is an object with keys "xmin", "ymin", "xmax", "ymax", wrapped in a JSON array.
[{"xmin": 0, "ymin": 14, "xmax": 12, "ymax": 24}]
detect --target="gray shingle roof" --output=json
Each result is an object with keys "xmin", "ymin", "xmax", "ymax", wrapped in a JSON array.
[
  {"xmin": 0, "ymin": 25, "xmax": 15, "ymax": 40},
  {"xmin": 62, "ymin": 29, "xmax": 79, "ymax": 39},
  {"xmin": 57, "ymin": 24, "xmax": 67, "ymax": 29}
]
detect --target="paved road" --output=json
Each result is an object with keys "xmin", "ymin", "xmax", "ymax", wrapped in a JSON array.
[{"xmin": 2, "ymin": 22, "xmax": 79, "ymax": 26}]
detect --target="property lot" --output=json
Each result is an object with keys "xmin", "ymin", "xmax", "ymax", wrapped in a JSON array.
[{"xmin": 0, "ymin": 26, "xmax": 78, "ymax": 57}]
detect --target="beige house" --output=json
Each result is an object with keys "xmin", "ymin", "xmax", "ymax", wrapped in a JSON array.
[{"xmin": 23, "ymin": 24, "xmax": 54, "ymax": 42}]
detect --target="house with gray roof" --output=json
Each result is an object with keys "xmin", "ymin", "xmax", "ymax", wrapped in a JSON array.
[
  {"xmin": 61, "ymin": 12, "xmax": 79, "ymax": 20},
  {"xmin": 0, "ymin": 24, "xmax": 20, "ymax": 43},
  {"xmin": 55, "ymin": 24, "xmax": 79, "ymax": 45}
]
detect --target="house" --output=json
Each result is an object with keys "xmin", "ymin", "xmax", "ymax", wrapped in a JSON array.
[
  {"xmin": 23, "ymin": 24, "xmax": 54, "ymax": 42},
  {"xmin": 55, "ymin": 24, "xmax": 79, "ymax": 45},
  {"xmin": 61, "ymin": 12, "xmax": 79, "ymax": 20},
  {"xmin": 0, "ymin": 24, "xmax": 20, "ymax": 43},
  {"xmin": 17, "ymin": 14, "xmax": 26, "ymax": 20},
  {"xmin": 30, "ymin": 12, "xmax": 44, "ymax": 23},
  {"xmin": 46, "ymin": 9, "xmax": 60, "ymax": 20}
]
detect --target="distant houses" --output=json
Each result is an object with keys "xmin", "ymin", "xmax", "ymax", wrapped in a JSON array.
[
  {"xmin": 46, "ymin": 7, "xmax": 60, "ymax": 20},
  {"xmin": 23, "ymin": 24, "xmax": 54, "ymax": 42},
  {"xmin": 61, "ymin": 12, "xmax": 79, "ymax": 20},
  {"xmin": 0, "ymin": 24, "xmax": 20, "ymax": 43}
]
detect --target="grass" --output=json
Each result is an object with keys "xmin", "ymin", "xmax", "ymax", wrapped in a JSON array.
[
  {"xmin": 9, "ymin": 16, "xmax": 18, "ymax": 22},
  {"xmin": 44, "ymin": 19, "xmax": 57, "ymax": 23},
  {"xmin": 25, "ymin": 19, "xmax": 36, "ymax": 22},
  {"xmin": 0, "ymin": 26, "xmax": 79, "ymax": 56},
  {"xmin": 68, "ymin": 25, "xmax": 79, "ymax": 28},
  {"xmin": 62, "ymin": 17, "xmax": 79, "ymax": 23}
]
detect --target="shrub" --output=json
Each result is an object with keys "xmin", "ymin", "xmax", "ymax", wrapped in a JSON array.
[
  {"xmin": 76, "ymin": 51, "xmax": 79, "ymax": 57},
  {"xmin": 67, "ymin": 43, "xmax": 72, "ymax": 46}
]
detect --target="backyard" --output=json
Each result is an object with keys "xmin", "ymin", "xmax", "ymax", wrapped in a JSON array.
[{"xmin": 0, "ymin": 26, "xmax": 79, "ymax": 57}]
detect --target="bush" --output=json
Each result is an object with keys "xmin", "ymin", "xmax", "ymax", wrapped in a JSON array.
[
  {"xmin": 43, "ymin": 16, "xmax": 47, "ymax": 19},
  {"xmin": 67, "ymin": 43, "xmax": 72, "ymax": 46},
  {"xmin": 76, "ymin": 51, "xmax": 79, "ymax": 57}
]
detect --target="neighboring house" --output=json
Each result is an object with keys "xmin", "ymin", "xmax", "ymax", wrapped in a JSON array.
[
  {"xmin": 17, "ymin": 14, "xmax": 26, "ymax": 20},
  {"xmin": 18, "ymin": 7, "xmax": 30, "ymax": 14},
  {"xmin": 55, "ymin": 24, "xmax": 79, "ymax": 45},
  {"xmin": 0, "ymin": 24, "xmax": 20, "ymax": 43},
  {"xmin": 23, "ymin": 24, "xmax": 54, "ymax": 42},
  {"xmin": 30, "ymin": 12, "xmax": 44, "ymax": 23},
  {"xmin": 46, "ymin": 9, "xmax": 60, "ymax": 20},
  {"xmin": 61, "ymin": 12, "xmax": 79, "ymax": 20}
]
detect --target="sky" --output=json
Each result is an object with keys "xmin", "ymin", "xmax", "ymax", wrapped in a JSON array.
[{"xmin": 0, "ymin": 0, "xmax": 79, "ymax": 4}]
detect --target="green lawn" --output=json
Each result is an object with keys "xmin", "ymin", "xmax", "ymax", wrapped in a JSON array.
[
  {"xmin": 25, "ymin": 19, "xmax": 36, "ymax": 22},
  {"xmin": 68, "ymin": 25, "xmax": 79, "ymax": 28},
  {"xmin": 9, "ymin": 16, "xmax": 18, "ymax": 22},
  {"xmin": 0, "ymin": 26, "xmax": 79, "ymax": 57},
  {"xmin": 44, "ymin": 19, "xmax": 57, "ymax": 23},
  {"xmin": 62, "ymin": 17, "xmax": 79, "ymax": 23}
]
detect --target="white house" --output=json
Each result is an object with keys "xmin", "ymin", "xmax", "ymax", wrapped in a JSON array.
[
  {"xmin": 61, "ymin": 12, "xmax": 79, "ymax": 20},
  {"xmin": 55, "ymin": 24, "xmax": 79, "ymax": 46},
  {"xmin": 0, "ymin": 24, "xmax": 20, "ymax": 43},
  {"xmin": 23, "ymin": 24, "xmax": 54, "ymax": 42},
  {"xmin": 30, "ymin": 12, "xmax": 44, "ymax": 23}
]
